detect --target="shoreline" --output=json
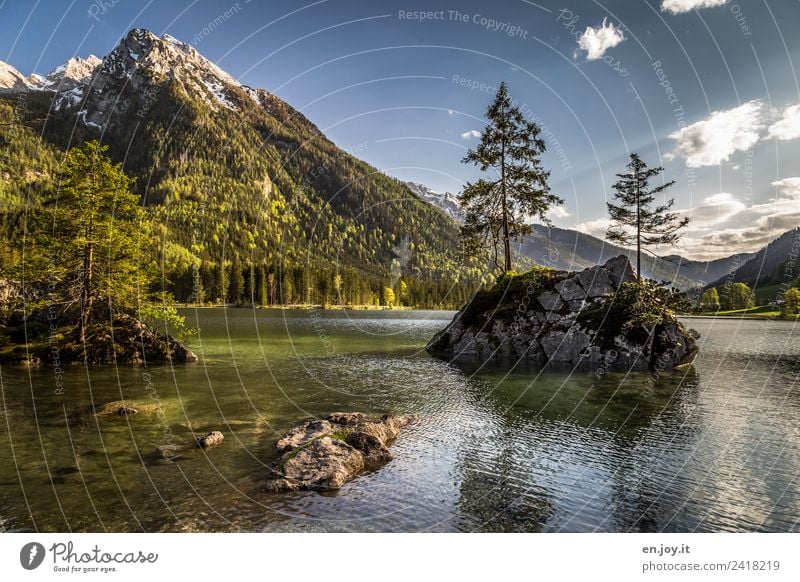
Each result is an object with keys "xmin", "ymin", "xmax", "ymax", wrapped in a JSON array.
[
  {"xmin": 682, "ymin": 313, "xmax": 800, "ymax": 321},
  {"xmin": 172, "ymin": 304, "xmax": 451, "ymax": 311}
]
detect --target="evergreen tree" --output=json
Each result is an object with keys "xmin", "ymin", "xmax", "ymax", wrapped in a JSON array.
[
  {"xmin": 38, "ymin": 140, "xmax": 149, "ymax": 343},
  {"xmin": 281, "ymin": 271, "xmax": 294, "ymax": 304},
  {"xmin": 459, "ymin": 82, "xmax": 562, "ymax": 272},
  {"xmin": 228, "ymin": 259, "xmax": 243, "ymax": 305},
  {"xmin": 606, "ymin": 153, "xmax": 689, "ymax": 281},
  {"xmin": 258, "ymin": 264, "xmax": 268, "ymax": 306},
  {"xmin": 382, "ymin": 286, "xmax": 396, "ymax": 307}
]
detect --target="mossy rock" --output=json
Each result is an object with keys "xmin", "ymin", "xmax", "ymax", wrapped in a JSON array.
[{"xmin": 94, "ymin": 400, "xmax": 162, "ymax": 417}]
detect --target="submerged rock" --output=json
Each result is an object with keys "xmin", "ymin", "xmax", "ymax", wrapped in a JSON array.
[
  {"xmin": 94, "ymin": 400, "xmax": 161, "ymax": 417},
  {"xmin": 426, "ymin": 256, "xmax": 698, "ymax": 372},
  {"xmin": 265, "ymin": 413, "xmax": 412, "ymax": 492},
  {"xmin": 196, "ymin": 431, "xmax": 224, "ymax": 449}
]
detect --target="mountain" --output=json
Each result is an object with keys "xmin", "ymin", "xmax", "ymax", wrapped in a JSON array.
[
  {"xmin": 0, "ymin": 29, "xmax": 477, "ymax": 308},
  {"xmin": 38, "ymin": 55, "xmax": 102, "ymax": 91},
  {"xmin": 0, "ymin": 55, "xmax": 102, "ymax": 92},
  {"xmin": 0, "ymin": 61, "xmax": 29, "ymax": 91},
  {"xmin": 403, "ymin": 182, "xmax": 464, "ymax": 221},
  {"xmin": 705, "ymin": 227, "xmax": 800, "ymax": 297},
  {"xmin": 517, "ymin": 224, "xmax": 751, "ymax": 291}
]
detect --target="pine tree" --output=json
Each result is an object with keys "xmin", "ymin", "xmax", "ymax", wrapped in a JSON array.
[
  {"xmin": 459, "ymin": 82, "xmax": 562, "ymax": 272},
  {"xmin": 258, "ymin": 264, "xmax": 268, "ymax": 306},
  {"xmin": 606, "ymin": 153, "xmax": 689, "ymax": 281},
  {"xmin": 38, "ymin": 140, "xmax": 149, "ymax": 343},
  {"xmin": 228, "ymin": 259, "xmax": 243, "ymax": 305}
]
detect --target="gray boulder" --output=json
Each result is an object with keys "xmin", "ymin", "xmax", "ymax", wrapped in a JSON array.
[
  {"xmin": 426, "ymin": 255, "xmax": 697, "ymax": 372},
  {"xmin": 604, "ymin": 255, "xmax": 637, "ymax": 288},
  {"xmin": 538, "ymin": 291, "xmax": 563, "ymax": 311},
  {"xmin": 576, "ymin": 267, "xmax": 615, "ymax": 299},
  {"xmin": 555, "ymin": 278, "xmax": 585, "ymax": 302},
  {"xmin": 265, "ymin": 413, "xmax": 413, "ymax": 492},
  {"xmin": 267, "ymin": 437, "xmax": 365, "ymax": 491}
]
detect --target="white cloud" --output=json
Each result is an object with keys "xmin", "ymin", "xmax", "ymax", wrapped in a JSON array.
[
  {"xmin": 577, "ymin": 18, "xmax": 625, "ymax": 61},
  {"xmin": 771, "ymin": 177, "xmax": 800, "ymax": 198},
  {"xmin": 767, "ymin": 104, "xmax": 800, "ymax": 141},
  {"xmin": 546, "ymin": 206, "xmax": 571, "ymax": 220},
  {"xmin": 460, "ymin": 129, "xmax": 481, "ymax": 139},
  {"xmin": 661, "ymin": 0, "xmax": 730, "ymax": 15},
  {"xmin": 574, "ymin": 217, "xmax": 612, "ymax": 239},
  {"xmin": 668, "ymin": 101, "xmax": 764, "ymax": 167},
  {"xmin": 678, "ymin": 192, "xmax": 746, "ymax": 229}
]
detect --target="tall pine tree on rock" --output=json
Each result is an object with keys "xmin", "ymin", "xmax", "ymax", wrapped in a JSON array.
[
  {"xmin": 459, "ymin": 82, "xmax": 562, "ymax": 272},
  {"xmin": 606, "ymin": 153, "xmax": 689, "ymax": 281}
]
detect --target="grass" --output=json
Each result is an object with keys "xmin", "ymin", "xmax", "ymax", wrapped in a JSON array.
[{"xmin": 692, "ymin": 304, "xmax": 800, "ymax": 319}]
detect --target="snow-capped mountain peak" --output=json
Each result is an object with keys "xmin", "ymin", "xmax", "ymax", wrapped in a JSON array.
[
  {"xmin": 90, "ymin": 28, "xmax": 250, "ymax": 111},
  {"xmin": 0, "ymin": 54, "xmax": 101, "ymax": 93},
  {"xmin": 0, "ymin": 61, "xmax": 30, "ymax": 91},
  {"xmin": 40, "ymin": 55, "xmax": 102, "ymax": 89},
  {"xmin": 0, "ymin": 28, "xmax": 261, "ymax": 126},
  {"xmin": 404, "ymin": 181, "xmax": 463, "ymax": 222}
]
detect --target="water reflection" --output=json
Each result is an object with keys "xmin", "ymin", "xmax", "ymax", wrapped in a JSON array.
[{"xmin": 449, "ymin": 364, "xmax": 703, "ymax": 532}]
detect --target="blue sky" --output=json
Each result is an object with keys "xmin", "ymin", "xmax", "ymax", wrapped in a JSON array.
[{"xmin": 2, "ymin": 0, "xmax": 800, "ymax": 259}]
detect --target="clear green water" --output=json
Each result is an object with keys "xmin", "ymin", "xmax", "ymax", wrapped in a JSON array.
[{"xmin": 0, "ymin": 309, "xmax": 798, "ymax": 532}]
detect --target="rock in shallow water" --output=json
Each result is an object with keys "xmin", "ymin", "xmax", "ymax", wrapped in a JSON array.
[
  {"xmin": 265, "ymin": 413, "xmax": 412, "ymax": 492},
  {"xmin": 94, "ymin": 400, "xmax": 161, "ymax": 416},
  {"xmin": 426, "ymin": 255, "xmax": 698, "ymax": 372},
  {"xmin": 197, "ymin": 431, "xmax": 224, "ymax": 449}
]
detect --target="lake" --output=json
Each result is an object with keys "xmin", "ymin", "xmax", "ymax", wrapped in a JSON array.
[{"xmin": 0, "ymin": 309, "xmax": 798, "ymax": 532}]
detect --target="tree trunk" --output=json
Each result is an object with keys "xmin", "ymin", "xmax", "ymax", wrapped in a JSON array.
[
  {"xmin": 80, "ymin": 242, "xmax": 94, "ymax": 345},
  {"xmin": 501, "ymin": 135, "xmax": 511, "ymax": 272},
  {"xmin": 635, "ymin": 167, "xmax": 641, "ymax": 283}
]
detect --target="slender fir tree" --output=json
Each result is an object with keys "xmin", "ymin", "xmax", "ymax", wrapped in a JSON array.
[
  {"xmin": 606, "ymin": 153, "xmax": 689, "ymax": 281},
  {"xmin": 459, "ymin": 82, "xmax": 562, "ymax": 272}
]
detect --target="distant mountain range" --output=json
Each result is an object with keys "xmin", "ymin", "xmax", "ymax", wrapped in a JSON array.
[
  {"xmin": 403, "ymin": 182, "xmax": 464, "ymax": 221},
  {"xmin": 407, "ymin": 181, "xmax": 757, "ymax": 291},
  {"xmin": 517, "ymin": 225, "xmax": 755, "ymax": 291}
]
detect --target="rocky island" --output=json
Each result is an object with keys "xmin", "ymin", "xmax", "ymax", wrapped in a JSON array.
[
  {"xmin": 265, "ymin": 413, "xmax": 413, "ymax": 492},
  {"xmin": 0, "ymin": 280, "xmax": 197, "ymax": 366},
  {"xmin": 427, "ymin": 256, "xmax": 698, "ymax": 371}
]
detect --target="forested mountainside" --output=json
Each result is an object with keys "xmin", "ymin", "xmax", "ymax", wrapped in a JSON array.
[
  {"xmin": 0, "ymin": 29, "xmax": 482, "ymax": 308},
  {"xmin": 704, "ymin": 228, "xmax": 800, "ymax": 295}
]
